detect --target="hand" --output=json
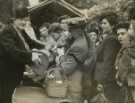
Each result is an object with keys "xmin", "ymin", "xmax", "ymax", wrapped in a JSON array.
[
  {"xmin": 97, "ymin": 84, "xmax": 103, "ymax": 92},
  {"xmin": 117, "ymin": 80, "xmax": 123, "ymax": 87},
  {"xmin": 116, "ymin": 71, "xmax": 126, "ymax": 86},
  {"xmin": 38, "ymin": 49, "xmax": 50, "ymax": 57},
  {"xmin": 32, "ymin": 52, "xmax": 41, "ymax": 63},
  {"xmin": 32, "ymin": 48, "xmax": 38, "ymax": 52},
  {"xmin": 115, "ymin": 71, "xmax": 119, "ymax": 81}
]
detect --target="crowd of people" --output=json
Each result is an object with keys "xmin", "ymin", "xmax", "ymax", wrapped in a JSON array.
[{"xmin": 0, "ymin": 1, "xmax": 135, "ymax": 103}]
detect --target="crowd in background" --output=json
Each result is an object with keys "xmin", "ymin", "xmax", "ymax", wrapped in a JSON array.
[
  {"xmin": 0, "ymin": 1, "xmax": 135, "ymax": 103},
  {"xmin": 32, "ymin": 2, "xmax": 135, "ymax": 103},
  {"xmin": 23, "ymin": 3, "xmax": 135, "ymax": 102}
]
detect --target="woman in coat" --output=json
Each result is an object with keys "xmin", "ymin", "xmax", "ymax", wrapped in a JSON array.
[
  {"xmin": 0, "ymin": 7, "xmax": 44, "ymax": 103},
  {"xmin": 94, "ymin": 12, "xmax": 125, "ymax": 103}
]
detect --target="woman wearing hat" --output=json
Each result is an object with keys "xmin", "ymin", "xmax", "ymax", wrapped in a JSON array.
[{"xmin": 0, "ymin": 7, "xmax": 44, "ymax": 103}]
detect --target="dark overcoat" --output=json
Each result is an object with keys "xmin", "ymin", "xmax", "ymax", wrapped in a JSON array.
[
  {"xmin": 94, "ymin": 35, "xmax": 121, "ymax": 83},
  {"xmin": 0, "ymin": 24, "xmax": 44, "ymax": 78},
  {"xmin": 0, "ymin": 24, "xmax": 44, "ymax": 103}
]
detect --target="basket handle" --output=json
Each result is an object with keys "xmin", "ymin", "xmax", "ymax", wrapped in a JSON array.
[{"xmin": 46, "ymin": 68, "xmax": 67, "ymax": 81}]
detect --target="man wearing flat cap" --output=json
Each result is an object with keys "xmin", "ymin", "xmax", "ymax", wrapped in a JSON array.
[
  {"xmin": 59, "ymin": 22, "xmax": 89, "ymax": 103},
  {"xmin": 0, "ymin": 7, "xmax": 44, "ymax": 103}
]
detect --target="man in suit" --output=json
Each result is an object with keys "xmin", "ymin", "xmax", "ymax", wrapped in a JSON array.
[{"xmin": 0, "ymin": 7, "xmax": 44, "ymax": 103}]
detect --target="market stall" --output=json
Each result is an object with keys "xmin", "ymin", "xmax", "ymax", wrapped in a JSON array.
[{"xmin": 28, "ymin": 0, "xmax": 85, "ymax": 27}]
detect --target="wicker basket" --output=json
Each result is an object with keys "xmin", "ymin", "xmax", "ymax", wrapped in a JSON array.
[
  {"xmin": 46, "ymin": 79, "xmax": 68, "ymax": 98},
  {"xmin": 46, "ymin": 68, "xmax": 68, "ymax": 98}
]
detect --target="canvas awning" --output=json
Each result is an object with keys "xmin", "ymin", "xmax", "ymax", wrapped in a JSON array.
[{"xmin": 28, "ymin": 0, "xmax": 85, "ymax": 27}]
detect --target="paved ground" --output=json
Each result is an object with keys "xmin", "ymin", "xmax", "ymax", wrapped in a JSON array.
[{"xmin": 12, "ymin": 86, "xmax": 70, "ymax": 103}]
